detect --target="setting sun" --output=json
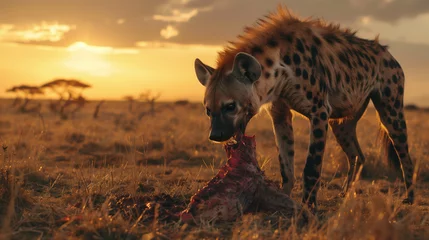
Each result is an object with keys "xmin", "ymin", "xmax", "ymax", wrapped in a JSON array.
[{"xmin": 64, "ymin": 41, "xmax": 114, "ymax": 77}]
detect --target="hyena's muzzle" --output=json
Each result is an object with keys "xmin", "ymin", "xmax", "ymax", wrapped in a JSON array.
[{"xmin": 209, "ymin": 113, "xmax": 235, "ymax": 142}]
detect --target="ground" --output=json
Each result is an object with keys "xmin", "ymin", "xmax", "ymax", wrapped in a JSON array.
[{"xmin": 0, "ymin": 99, "xmax": 428, "ymax": 240}]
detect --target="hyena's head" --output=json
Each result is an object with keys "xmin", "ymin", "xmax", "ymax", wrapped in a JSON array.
[{"xmin": 194, "ymin": 52, "xmax": 262, "ymax": 142}]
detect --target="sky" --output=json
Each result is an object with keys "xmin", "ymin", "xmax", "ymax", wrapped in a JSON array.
[{"xmin": 1, "ymin": 0, "xmax": 429, "ymax": 104}]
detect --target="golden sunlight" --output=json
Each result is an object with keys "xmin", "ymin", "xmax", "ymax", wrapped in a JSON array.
[{"xmin": 64, "ymin": 41, "xmax": 114, "ymax": 77}]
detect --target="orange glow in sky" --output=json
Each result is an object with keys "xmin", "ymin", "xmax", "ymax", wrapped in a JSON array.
[
  {"xmin": 1, "ymin": 3, "xmax": 429, "ymax": 104},
  {"xmin": 0, "ymin": 40, "xmax": 220, "ymax": 101},
  {"xmin": 64, "ymin": 42, "xmax": 114, "ymax": 77}
]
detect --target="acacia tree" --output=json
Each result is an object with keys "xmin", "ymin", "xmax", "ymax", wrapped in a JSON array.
[
  {"xmin": 139, "ymin": 90, "xmax": 161, "ymax": 116},
  {"xmin": 5, "ymin": 85, "xmax": 44, "ymax": 112},
  {"xmin": 6, "ymin": 86, "xmax": 23, "ymax": 107},
  {"xmin": 40, "ymin": 78, "xmax": 91, "ymax": 118}
]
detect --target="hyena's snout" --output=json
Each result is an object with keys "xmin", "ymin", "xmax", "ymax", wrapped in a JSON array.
[{"xmin": 209, "ymin": 115, "xmax": 235, "ymax": 142}]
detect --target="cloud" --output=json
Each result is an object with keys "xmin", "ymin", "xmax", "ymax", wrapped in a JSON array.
[
  {"xmin": 153, "ymin": 9, "xmax": 199, "ymax": 23},
  {"xmin": 67, "ymin": 41, "xmax": 139, "ymax": 54},
  {"xmin": 1, "ymin": 0, "xmax": 429, "ymax": 48},
  {"xmin": 135, "ymin": 40, "xmax": 221, "ymax": 51},
  {"xmin": 352, "ymin": 13, "xmax": 429, "ymax": 45},
  {"xmin": 0, "ymin": 22, "xmax": 75, "ymax": 43},
  {"xmin": 160, "ymin": 25, "xmax": 179, "ymax": 39}
]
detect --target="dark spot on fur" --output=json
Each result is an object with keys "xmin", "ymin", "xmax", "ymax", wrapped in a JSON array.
[
  {"xmin": 308, "ymin": 58, "xmax": 313, "ymax": 67},
  {"xmin": 310, "ymin": 75, "xmax": 316, "ymax": 85},
  {"xmin": 393, "ymin": 120, "xmax": 399, "ymax": 130},
  {"xmin": 344, "ymin": 74, "xmax": 350, "ymax": 84},
  {"xmin": 383, "ymin": 87, "xmax": 391, "ymax": 97},
  {"xmin": 293, "ymin": 54, "xmax": 301, "ymax": 65},
  {"xmin": 338, "ymin": 52, "xmax": 351, "ymax": 68},
  {"xmin": 394, "ymin": 100, "xmax": 401, "ymax": 109},
  {"xmin": 283, "ymin": 55, "xmax": 291, "ymax": 65},
  {"xmin": 251, "ymin": 46, "xmax": 263, "ymax": 55},
  {"xmin": 265, "ymin": 72, "xmax": 271, "ymax": 79},
  {"xmin": 306, "ymin": 91, "xmax": 313, "ymax": 100},
  {"xmin": 313, "ymin": 98, "xmax": 319, "ymax": 105},
  {"xmin": 398, "ymin": 134, "xmax": 407, "ymax": 143},
  {"xmin": 302, "ymin": 69, "xmax": 309, "ymax": 80},
  {"xmin": 266, "ymin": 58, "xmax": 274, "ymax": 67},
  {"xmin": 274, "ymin": 69, "xmax": 279, "ymax": 78},
  {"xmin": 364, "ymin": 65, "xmax": 369, "ymax": 71},
  {"xmin": 320, "ymin": 112, "xmax": 328, "ymax": 120},
  {"xmin": 309, "ymin": 144, "xmax": 316, "ymax": 154},
  {"xmin": 398, "ymin": 86, "xmax": 404, "ymax": 95},
  {"xmin": 400, "ymin": 120, "xmax": 406, "ymax": 129},
  {"xmin": 296, "ymin": 39, "xmax": 305, "ymax": 54},
  {"xmin": 383, "ymin": 59, "xmax": 388, "ymax": 68},
  {"xmin": 389, "ymin": 59, "xmax": 397, "ymax": 69},
  {"xmin": 315, "ymin": 141, "xmax": 325, "ymax": 150},
  {"xmin": 295, "ymin": 84, "xmax": 301, "ymax": 90},
  {"xmin": 392, "ymin": 74, "xmax": 398, "ymax": 83},
  {"xmin": 296, "ymin": 68, "xmax": 302, "ymax": 77},
  {"xmin": 313, "ymin": 117, "xmax": 320, "ymax": 125},
  {"xmin": 310, "ymin": 46, "xmax": 318, "ymax": 62},
  {"xmin": 288, "ymin": 150, "xmax": 294, "ymax": 156},
  {"xmin": 323, "ymin": 33, "xmax": 341, "ymax": 44},
  {"xmin": 311, "ymin": 106, "xmax": 317, "ymax": 113},
  {"xmin": 313, "ymin": 36, "xmax": 322, "ymax": 46},
  {"xmin": 336, "ymin": 73, "xmax": 341, "ymax": 83},
  {"xmin": 280, "ymin": 32, "xmax": 294, "ymax": 43},
  {"xmin": 267, "ymin": 38, "xmax": 278, "ymax": 48}
]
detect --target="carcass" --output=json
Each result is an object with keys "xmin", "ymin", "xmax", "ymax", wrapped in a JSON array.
[{"xmin": 180, "ymin": 135, "xmax": 308, "ymax": 224}]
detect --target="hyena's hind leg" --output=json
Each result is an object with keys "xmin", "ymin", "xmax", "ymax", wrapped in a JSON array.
[
  {"xmin": 370, "ymin": 75, "xmax": 415, "ymax": 204},
  {"xmin": 329, "ymin": 98, "xmax": 370, "ymax": 195}
]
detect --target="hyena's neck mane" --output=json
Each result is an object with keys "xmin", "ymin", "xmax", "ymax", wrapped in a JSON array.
[{"xmin": 215, "ymin": 4, "xmax": 375, "ymax": 70}]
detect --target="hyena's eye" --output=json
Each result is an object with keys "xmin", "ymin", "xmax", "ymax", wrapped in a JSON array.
[
  {"xmin": 206, "ymin": 108, "xmax": 211, "ymax": 116},
  {"xmin": 223, "ymin": 102, "xmax": 236, "ymax": 113}
]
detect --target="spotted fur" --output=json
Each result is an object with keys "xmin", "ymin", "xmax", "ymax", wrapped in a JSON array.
[{"xmin": 194, "ymin": 5, "xmax": 415, "ymax": 210}]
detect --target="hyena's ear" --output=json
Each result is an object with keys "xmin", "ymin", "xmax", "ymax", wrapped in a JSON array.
[
  {"xmin": 195, "ymin": 58, "xmax": 214, "ymax": 86},
  {"xmin": 232, "ymin": 52, "xmax": 262, "ymax": 84}
]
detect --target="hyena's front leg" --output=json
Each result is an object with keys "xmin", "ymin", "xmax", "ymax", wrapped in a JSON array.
[
  {"xmin": 303, "ymin": 105, "xmax": 330, "ymax": 212},
  {"xmin": 268, "ymin": 100, "xmax": 295, "ymax": 195}
]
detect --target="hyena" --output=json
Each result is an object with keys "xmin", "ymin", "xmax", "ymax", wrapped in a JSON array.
[{"xmin": 194, "ymin": 6, "xmax": 415, "ymax": 211}]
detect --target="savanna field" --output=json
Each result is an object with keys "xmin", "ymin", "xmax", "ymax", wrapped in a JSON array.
[{"xmin": 0, "ymin": 98, "xmax": 428, "ymax": 240}]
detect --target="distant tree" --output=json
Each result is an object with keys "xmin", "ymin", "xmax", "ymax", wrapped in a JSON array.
[
  {"xmin": 122, "ymin": 95, "xmax": 135, "ymax": 113},
  {"xmin": 6, "ymin": 86, "xmax": 23, "ymax": 107},
  {"xmin": 139, "ymin": 90, "xmax": 161, "ymax": 116},
  {"xmin": 5, "ymin": 85, "xmax": 44, "ymax": 112},
  {"xmin": 40, "ymin": 78, "xmax": 91, "ymax": 118},
  {"xmin": 404, "ymin": 104, "xmax": 419, "ymax": 111},
  {"xmin": 93, "ymin": 100, "xmax": 105, "ymax": 119},
  {"xmin": 174, "ymin": 99, "xmax": 190, "ymax": 106}
]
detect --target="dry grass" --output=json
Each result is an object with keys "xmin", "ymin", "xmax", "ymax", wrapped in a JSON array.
[{"xmin": 0, "ymin": 99, "xmax": 428, "ymax": 240}]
